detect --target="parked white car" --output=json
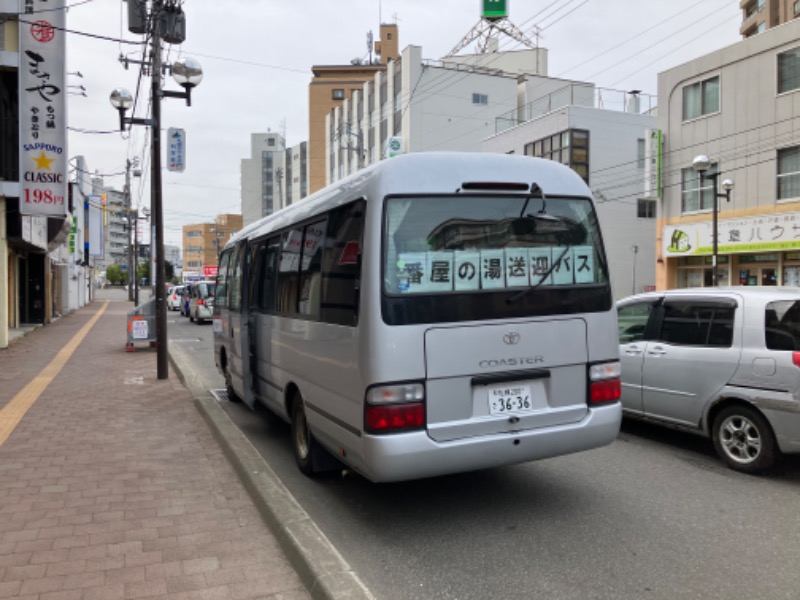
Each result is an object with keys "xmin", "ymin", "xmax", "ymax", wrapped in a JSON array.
[{"xmin": 617, "ymin": 287, "xmax": 800, "ymax": 473}]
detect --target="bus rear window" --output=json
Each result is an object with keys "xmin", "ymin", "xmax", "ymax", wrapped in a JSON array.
[{"xmin": 383, "ymin": 194, "xmax": 607, "ymax": 295}]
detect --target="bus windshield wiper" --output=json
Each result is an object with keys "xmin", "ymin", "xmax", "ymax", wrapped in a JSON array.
[{"xmin": 506, "ymin": 244, "xmax": 572, "ymax": 304}]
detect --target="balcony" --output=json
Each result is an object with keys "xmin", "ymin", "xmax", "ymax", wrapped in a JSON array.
[{"xmin": 495, "ymin": 85, "xmax": 656, "ymax": 134}]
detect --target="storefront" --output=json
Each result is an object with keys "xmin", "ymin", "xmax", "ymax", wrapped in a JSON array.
[{"xmin": 664, "ymin": 211, "xmax": 800, "ymax": 288}]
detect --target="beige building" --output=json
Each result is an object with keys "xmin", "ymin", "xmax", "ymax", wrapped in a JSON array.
[
  {"xmin": 181, "ymin": 214, "xmax": 242, "ymax": 281},
  {"xmin": 657, "ymin": 18, "xmax": 800, "ymax": 289},
  {"xmin": 741, "ymin": 0, "xmax": 800, "ymax": 37},
  {"xmin": 308, "ymin": 23, "xmax": 399, "ymax": 193}
]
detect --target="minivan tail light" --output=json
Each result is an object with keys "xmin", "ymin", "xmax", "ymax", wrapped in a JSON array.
[
  {"xmin": 793, "ymin": 352, "xmax": 800, "ymax": 368},
  {"xmin": 197, "ymin": 298, "xmax": 204, "ymax": 306},
  {"xmin": 588, "ymin": 361, "xmax": 621, "ymax": 405}
]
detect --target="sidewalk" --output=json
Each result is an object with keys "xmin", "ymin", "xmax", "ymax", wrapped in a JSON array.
[{"xmin": 0, "ymin": 294, "xmax": 314, "ymax": 600}]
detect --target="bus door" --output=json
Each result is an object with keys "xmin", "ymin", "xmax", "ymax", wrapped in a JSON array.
[{"xmin": 231, "ymin": 241, "xmax": 256, "ymax": 408}]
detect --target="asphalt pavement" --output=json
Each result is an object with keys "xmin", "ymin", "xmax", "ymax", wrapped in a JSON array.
[{"xmin": 0, "ymin": 288, "xmax": 373, "ymax": 600}]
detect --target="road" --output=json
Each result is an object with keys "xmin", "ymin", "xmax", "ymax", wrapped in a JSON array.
[{"xmin": 168, "ymin": 311, "xmax": 800, "ymax": 600}]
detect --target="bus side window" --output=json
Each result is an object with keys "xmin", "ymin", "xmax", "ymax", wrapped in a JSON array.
[
  {"xmin": 298, "ymin": 219, "xmax": 326, "ymax": 318},
  {"xmin": 230, "ymin": 244, "xmax": 244, "ymax": 312},
  {"xmin": 321, "ymin": 200, "xmax": 365, "ymax": 326},
  {"xmin": 260, "ymin": 237, "xmax": 280, "ymax": 311},
  {"xmin": 248, "ymin": 242, "xmax": 265, "ymax": 311},
  {"xmin": 277, "ymin": 227, "xmax": 303, "ymax": 313},
  {"xmin": 216, "ymin": 250, "xmax": 231, "ymax": 310}
]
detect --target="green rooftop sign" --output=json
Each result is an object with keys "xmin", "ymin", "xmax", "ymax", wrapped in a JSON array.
[{"xmin": 483, "ymin": 0, "xmax": 507, "ymax": 19}]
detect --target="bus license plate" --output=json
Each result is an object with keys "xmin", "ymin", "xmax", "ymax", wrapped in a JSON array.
[{"xmin": 488, "ymin": 384, "xmax": 535, "ymax": 415}]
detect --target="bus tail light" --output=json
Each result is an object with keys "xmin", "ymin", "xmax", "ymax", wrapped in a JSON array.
[
  {"xmin": 365, "ymin": 383, "xmax": 425, "ymax": 434},
  {"xmin": 588, "ymin": 362, "xmax": 621, "ymax": 405}
]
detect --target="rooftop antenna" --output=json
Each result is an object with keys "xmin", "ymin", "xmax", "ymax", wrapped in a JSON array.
[
  {"xmin": 367, "ymin": 30, "xmax": 374, "ymax": 64},
  {"xmin": 446, "ymin": 1, "xmax": 539, "ymax": 57}
]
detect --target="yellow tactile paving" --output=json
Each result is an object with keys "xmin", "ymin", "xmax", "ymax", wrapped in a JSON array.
[{"xmin": 0, "ymin": 301, "xmax": 108, "ymax": 447}]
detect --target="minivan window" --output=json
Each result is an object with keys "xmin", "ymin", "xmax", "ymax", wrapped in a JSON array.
[
  {"xmin": 618, "ymin": 301, "xmax": 655, "ymax": 343},
  {"xmin": 659, "ymin": 301, "xmax": 735, "ymax": 347},
  {"xmin": 765, "ymin": 300, "xmax": 800, "ymax": 350}
]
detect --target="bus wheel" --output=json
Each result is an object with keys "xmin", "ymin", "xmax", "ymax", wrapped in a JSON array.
[
  {"xmin": 291, "ymin": 395, "xmax": 315, "ymax": 475},
  {"xmin": 290, "ymin": 393, "xmax": 341, "ymax": 476},
  {"xmin": 223, "ymin": 361, "xmax": 241, "ymax": 404}
]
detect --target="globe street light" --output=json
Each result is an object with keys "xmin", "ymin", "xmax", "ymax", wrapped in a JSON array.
[
  {"xmin": 109, "ymin": 23, "xmax": 203, "ymax": 379},
  {"xmin": 692, "ymin": 155, "xmax": 734, "ymax": 286}
]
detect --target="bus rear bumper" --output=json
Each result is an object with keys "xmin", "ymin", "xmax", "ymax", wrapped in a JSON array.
[{"xmin": 359, "ymin": 402, "xmax": 622, "ymax": 482}]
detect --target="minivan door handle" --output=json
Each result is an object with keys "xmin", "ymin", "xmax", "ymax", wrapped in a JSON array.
[
  {"xmin": 624, "ymin": 344, "xmax": 644, "ymax": 355},
  {"xmin": 647, "ymin": 346, "xmax": 667, "ymax": 356}
]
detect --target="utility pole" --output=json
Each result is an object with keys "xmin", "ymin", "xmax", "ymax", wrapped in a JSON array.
[
  {"xmin": 125, "ymin": 159, "xmax": 134, "ymax": 302},
  {"xmin": 151, "ymin": 0, "xmax": 168, "ymax": 379},
  {"xmin": 113, "ymin": 0, "xmax": 199, "ymax": 380}
]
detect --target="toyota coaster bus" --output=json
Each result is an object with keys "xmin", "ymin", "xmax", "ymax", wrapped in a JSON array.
[{"xmin": 213, "ymin": 152, "xmax": 621, "ymax": 482}]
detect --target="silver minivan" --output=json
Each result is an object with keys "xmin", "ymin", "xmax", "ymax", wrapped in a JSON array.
[
  {"xmin": 189, "ymin": 280, "xmax": 215, "ymax": 323},
  {"xmin": 617, "ymin": 287, "xmax": 800, "ymax": 473}
]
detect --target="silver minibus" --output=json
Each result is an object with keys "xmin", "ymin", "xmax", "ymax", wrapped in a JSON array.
[{"xmin": 213, "ymin": 152, "xmax": 621, "ymax": 482}]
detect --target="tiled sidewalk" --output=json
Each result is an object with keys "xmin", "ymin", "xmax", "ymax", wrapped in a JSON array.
[{"xmin": 0, "ymin": 296, "xmax": 310, "ymax": 600}]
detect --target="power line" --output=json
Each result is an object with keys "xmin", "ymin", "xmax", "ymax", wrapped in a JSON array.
[{"xmin": 17, "ymin": 17, "xmax": 144, "ymax": 45}]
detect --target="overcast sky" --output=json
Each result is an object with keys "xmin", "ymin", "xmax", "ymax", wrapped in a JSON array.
[{"xmin": 65, "ymin": 0, "xmax": 742, "ymax": 247}]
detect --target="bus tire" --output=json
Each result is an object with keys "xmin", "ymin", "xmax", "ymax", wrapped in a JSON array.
[
  {"xmin": 222, "ymin": 360, "xmax": 242, "ymax": 404},
  {"xmin": 291, "ymin": 393, "xmax": 338, "ymax": 476}
]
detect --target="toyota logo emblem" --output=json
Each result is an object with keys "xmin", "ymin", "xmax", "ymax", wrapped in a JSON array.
[{"xmin": 503, "ymin": 331, "xmax": 521, "ymax": 345}]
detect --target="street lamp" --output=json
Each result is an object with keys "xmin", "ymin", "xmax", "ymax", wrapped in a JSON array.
[
  {"xmin": 109, "ymin": 29, "xmax": 203, "ymax": 379},
  {"xmin": 692, "ymin": 155, "xmax": 734, "ymax": 286}
]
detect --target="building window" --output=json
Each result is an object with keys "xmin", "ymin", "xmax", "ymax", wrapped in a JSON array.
[
  {"xmin": 795, "ymin": 0, "xmax": 800, "ymax": 16},
  {"xmin": 472, "ymin": 93, "xmax": 488, "ymax": 105},
  {"xmin": 637, "ymin": 138, "xmax": 646, "ymax": 169},
  {"xmin": 682, "ymin": 76, "xmax": 720, "ymax": 120},
  {"xmin": 186, "ymin": 230, "xmax": 202, "ymax": 238},
  {"xmin": 332, "ymin": 88, "xmax": 345, "ymax": 100},
  {"xmin": 637, "ymin": 198, "xmax": 656, "ymax": 218},
  {"xmin": 778, "ymin": 146, "xmax": 800, "ymax": 199},
  {"xmin": 267, "ymin": 137, "xmax": 275, "ymax": 147},
  {"xmin": 681, "ymin": 165, "xmax": 716, "ymax": 212},
  {"xmin": 525, "ymin": 129, "xmax": 589, "ymax": 184},
  {"xmin": 778, "ymin": 47, "xmax": 800, "ymax": 94}
]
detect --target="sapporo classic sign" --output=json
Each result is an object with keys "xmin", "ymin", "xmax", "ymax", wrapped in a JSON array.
[{"xmin": 19, "ymin": 0, "xmax": 67, "ymax": 217}]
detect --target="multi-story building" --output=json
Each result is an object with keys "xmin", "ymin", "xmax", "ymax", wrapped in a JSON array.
[
  {"xmin": 741, "ymin": 0, "xmax": 800, "ymax": 38},
  {"xmin": 485, "ymin": 83, "xmax": 658, "ymax": 298},
  {"xmin": 240, "ymin": 133, "xmax": 309, "ymax": 226},
  {"xmin": 181, "ymin": 214, "xmax": 242, "ymax": 281},
  {"xmin": 308, "ymin": 23, "xmax": 399, "ymax": 194},
  {"xmin": 90, "ymin": 179, "xmax": 129, "ymax": 273},
  {"xmin": 1, "ymin": 1, "xmax": 76, "ymax": 347},
  {"xmin": 657, "ymin": 18, "xmax": 800, "ymax": 289},
  {"xmin": 327, "ymin": 44, "xmax": 523, "ymax": 185}
]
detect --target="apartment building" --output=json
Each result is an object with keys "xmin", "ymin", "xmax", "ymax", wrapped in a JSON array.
[
  {"xmin": 240, "ymin": 132, "xmax": 309, "ymax": 226},
  {"xmin": 657, "ymin": 18, "xmax": 800, "ymax": 288},
  {"xmin": 741, "ymin": 0, "xmax": 800, "ymax": 37},
  {"xmin": 308, "ymin": 23, "xmax": 399, "ymax": 194},
  {"xmin": 181, "ymin": 213, "xmax": 242, "ymax": 281}
]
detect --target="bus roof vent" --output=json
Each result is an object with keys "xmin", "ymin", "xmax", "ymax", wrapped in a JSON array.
[{"xmin": 460, "ymin": 181, "xmax": 530, "ymax": 191}]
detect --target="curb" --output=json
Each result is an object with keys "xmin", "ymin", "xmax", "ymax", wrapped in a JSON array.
[{"xmin": 168, "ymin": 347, "xmax": 375, "ymax": 600}]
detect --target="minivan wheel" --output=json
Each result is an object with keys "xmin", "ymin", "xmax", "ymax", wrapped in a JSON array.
[{"xmin": 712, "ymin": 405, "xmax": 777, "ymax": 474}]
